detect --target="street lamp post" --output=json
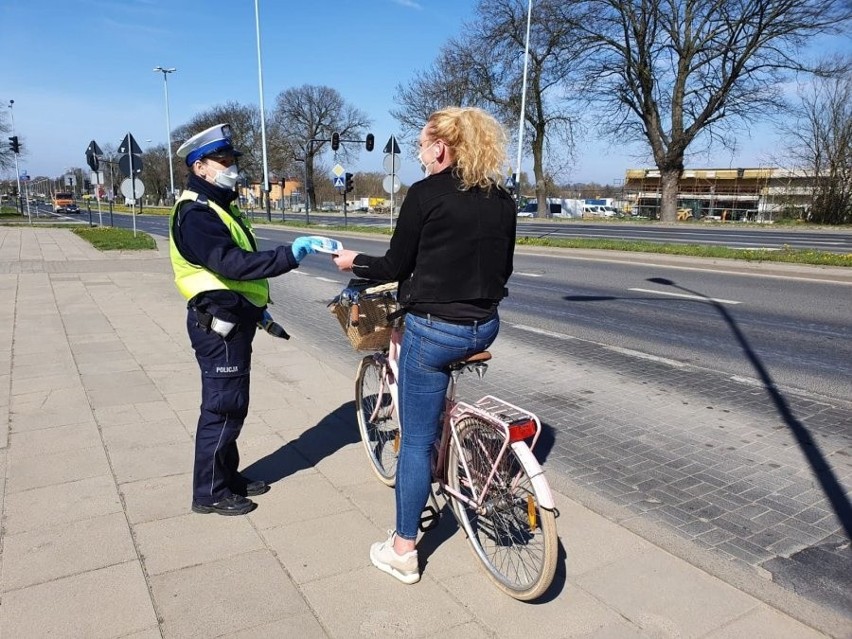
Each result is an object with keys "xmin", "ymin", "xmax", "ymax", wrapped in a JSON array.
[
  {"xmin": 293, "ymin": 156, "xmax": 308, "ymax": 224},
  {"xmin": 514, "ymin": 0, "xmax": 533, "ymax": 209},
  {"xmin": 253, "ymin": 0, "xmax": 272, "ymax": 222},
  {"xmin": 153, "ymin": 66, "xmax": 176, "ymax": 204}
]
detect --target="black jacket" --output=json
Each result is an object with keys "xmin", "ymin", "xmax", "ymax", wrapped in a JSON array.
[
  {"xmin": 352, "ymin": 167, "xmax": 516, "ymax": 321},
  {"xmin": 172, "ymin": 174, "xmax": 299, "ymax": 323}
]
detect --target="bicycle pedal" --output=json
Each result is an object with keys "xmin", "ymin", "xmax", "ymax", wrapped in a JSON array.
[{"xmin": 418, "ymin": 505, "xmax": 440, "ymax": 532}]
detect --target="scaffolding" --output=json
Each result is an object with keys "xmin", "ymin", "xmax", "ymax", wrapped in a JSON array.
[{"xmin": 621, "ymin": 167, "xmax": 815, "ymax": 220}]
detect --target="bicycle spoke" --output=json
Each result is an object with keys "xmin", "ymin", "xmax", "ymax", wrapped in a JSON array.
[
  {"xmin": 356, "ymin": 358, "xmax": 399, "ymax": 486},
  {"xmin": 447, "ymin": 416, "xmax": 557, "ymax": 600}
]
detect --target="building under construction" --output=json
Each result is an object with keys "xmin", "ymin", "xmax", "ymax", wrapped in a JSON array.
[{"xmin": 620, "ymin": 168, "xmax": 816, "ymax": 220}]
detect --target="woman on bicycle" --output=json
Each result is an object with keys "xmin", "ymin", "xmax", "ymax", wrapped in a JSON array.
[{"xmin": 333, "ymin": 106, "xmax": 517, "ymax": 584}]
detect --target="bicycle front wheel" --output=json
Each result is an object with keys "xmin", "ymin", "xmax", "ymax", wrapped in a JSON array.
[
  {"xmin": 447, "ymin": 416, "xmax": 558, "ymax": 601},
  {"xmin": 355, "ymin": 356, "xmax": 400, "ymax": 486}
]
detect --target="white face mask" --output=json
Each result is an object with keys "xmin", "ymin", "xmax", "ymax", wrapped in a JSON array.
[
  {"xmin": 418, "ymin": 142, "xmax": 438, "ymax": 177},
  {"xmin": 212, "ymin": 165, "xmax": 239, "ymax": 190}
]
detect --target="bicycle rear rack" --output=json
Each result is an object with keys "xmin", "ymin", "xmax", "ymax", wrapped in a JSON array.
[{"xmin": 452, "ymin": 395, "xmax": 542, "ymax": 452}]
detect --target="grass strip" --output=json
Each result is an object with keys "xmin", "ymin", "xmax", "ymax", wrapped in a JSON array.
[
  {"xmin": 73, "ymin": 227, "xmax": 156, "ymax": 250},
  {"xmin": 514, "ymin": 236, "xmax": 851, "ymax": 267}
]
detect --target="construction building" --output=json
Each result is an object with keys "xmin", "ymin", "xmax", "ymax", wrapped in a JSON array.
[{"xmin": 619, "ymin": 168, "xmax": 817, "ymax": 221}]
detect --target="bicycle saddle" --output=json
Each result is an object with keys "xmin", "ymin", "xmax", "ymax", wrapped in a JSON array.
[{"xmin": 448, "ymin": 351, "xmax": 492, "ymax": 371}]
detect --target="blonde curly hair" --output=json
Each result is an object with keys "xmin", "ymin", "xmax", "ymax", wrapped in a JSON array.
[{"xmin": 426, "ymin": 107, "xmax": 507, "ymax": 191}]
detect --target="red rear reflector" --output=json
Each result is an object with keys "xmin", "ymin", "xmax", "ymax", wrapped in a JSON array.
[{"xmin": 508, "ymin": 419, "xmax": 536, "ymax": 442}]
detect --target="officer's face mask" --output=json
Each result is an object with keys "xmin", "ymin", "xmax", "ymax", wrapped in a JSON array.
[
  {"xmin": 203, "ymin": 154, "xmax": 240, "ymax": 190},
  {"xmin": 212, "ymin": 165, "xmax": 240, "ymax": 190}
]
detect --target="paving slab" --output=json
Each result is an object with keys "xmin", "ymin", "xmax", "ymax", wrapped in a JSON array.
[
  {"xmin": 1, "ymin": 561, "xmax": 157, "ymax": 639},
  {"xmin": 1, "ymin": 512, "xmax": 138, "ymax": 590},
  {"xmin": 148, "ymin": 550, "xmax": 311, "ymax": 639}
]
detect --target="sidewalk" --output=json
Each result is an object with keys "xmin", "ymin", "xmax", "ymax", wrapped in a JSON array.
[{"xmin": 0, "ymin": 228, "xmax": 839, "ymax": 638}]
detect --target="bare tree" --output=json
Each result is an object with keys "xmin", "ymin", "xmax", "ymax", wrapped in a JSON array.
[
  {"xmin": 392, "ymin": 0, "xmax": 586, "ymax": 217},
  {"xmin": 781, "ymin": 65, "xmax": 852, "ymax": 224},
  {"xmin": 172, "ymin": 102, "xmax": 266, "ymax": 189},
  {"xmin": 0, "ymin": 110, "xmax": 13, "ymax": 173},
  {"xmin": 139, "ymin": 144, "xmax": 171, "ymax": 206},
  {"xmin": 270, "ymin": 85, "xmax": 372, "ymax": 211},
  {"xmin": 579, "ymin": 0, "xmax": 851, "ymax": 221}
]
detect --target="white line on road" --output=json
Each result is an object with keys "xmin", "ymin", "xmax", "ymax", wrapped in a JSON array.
[
  {"xmin": 514, "ymin": 272, "xmax": 543, "ymax": 277},
  {"xmin": 629, "ymin": 287, "xmax": 742, "ymax": 305},
  {"xmin": 509, "ymin": 324, "xmax": 575, "ymax": 340},
  {"xmin": 509, "ymin": 322, "xmax": 687, "ymax": 367},
  {"xmin": 314, "ymin": 277, "xmax": 342, "ymax": 284}
]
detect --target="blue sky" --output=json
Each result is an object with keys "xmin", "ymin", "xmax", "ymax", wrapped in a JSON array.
[{"xmin": 1, "ymin": 0, "xmax": 845, "ymax": 188}]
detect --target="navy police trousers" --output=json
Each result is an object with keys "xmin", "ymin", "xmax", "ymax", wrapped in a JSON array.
[{"xmin": 187, "ymin": 310, "xmax": 257, "ymax": 506}]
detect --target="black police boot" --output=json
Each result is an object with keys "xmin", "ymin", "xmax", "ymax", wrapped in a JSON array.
[{"xmin": 192, "ymin": 494, "xmax": 256, "ymax": 516}]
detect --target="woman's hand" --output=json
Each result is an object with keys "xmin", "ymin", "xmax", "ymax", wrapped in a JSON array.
[{"xmin": 333, "ymin": 249, "xmax": 359, "ymax": 271}]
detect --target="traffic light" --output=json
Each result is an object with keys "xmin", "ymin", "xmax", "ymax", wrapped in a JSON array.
[
  {"xmin": 331, "ymin": 132, "xmax": 340, "ymax": 151},
  {"xmin": 8, "ymin": 136, "xmax": 20, "ymax": 154},
  {"xmin": 345, "ymin": 172, "xmax": 354, "ymax": 193},
  {"xmin": 84, "ymin": 179, "xmax": 92, "ymax": 192},
  {"xmin": 365, "ymin": 133, "xmax": 374, "ymax": 152}
]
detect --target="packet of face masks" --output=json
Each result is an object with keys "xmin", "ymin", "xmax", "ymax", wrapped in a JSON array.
[{"xmin": 305, "ymin": 236, "xmax": 343, "ymax": 254}]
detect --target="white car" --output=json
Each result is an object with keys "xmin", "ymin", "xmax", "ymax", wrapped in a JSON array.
[{"xmin": 518, "ymin": 202, "xmax": 561, "ymax": 217}]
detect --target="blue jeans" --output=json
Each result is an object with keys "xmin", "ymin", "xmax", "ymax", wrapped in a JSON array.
[{"xmin": 395, "ymin": 312, "xmax": 500, "ymax": 540}]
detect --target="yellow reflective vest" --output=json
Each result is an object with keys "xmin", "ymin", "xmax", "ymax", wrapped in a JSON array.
[{"xmin": 168, "ymin": 190, "xmax": 270, "ymax": 307}]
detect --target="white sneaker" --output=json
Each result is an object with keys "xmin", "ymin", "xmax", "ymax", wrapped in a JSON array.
[{"xmin": 370, "ymin": 531, "xmax": 420, "ymax": 584}]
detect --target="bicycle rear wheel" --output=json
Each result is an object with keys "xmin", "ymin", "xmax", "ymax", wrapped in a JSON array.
[
  {"xmin": 447, "ymin": 416, "xmax": 558, "ymax": 601},
  {"xmin": 355, "ymin": 356, "xmax": 400, "ymax": 486}
]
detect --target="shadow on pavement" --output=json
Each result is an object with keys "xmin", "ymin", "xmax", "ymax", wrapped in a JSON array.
[
  {"xmin": 645, "ymin": 276, "xmax": 852, "ymax": 542},
  {"xmin": 417, "ymin": 501, "xmax": 567, "ymax": 603},
  {"xmin": 242, "ymin": 401, "xmax": 360, "ymax": 484}
]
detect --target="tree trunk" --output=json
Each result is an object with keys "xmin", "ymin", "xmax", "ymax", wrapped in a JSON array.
[
  {"xmin": 659, "ymin": 168, "xmax": 680, "ymax": 222},
  {"xmin": 532, "ymin": 129, "xmax": 547, "ymax": 219}
]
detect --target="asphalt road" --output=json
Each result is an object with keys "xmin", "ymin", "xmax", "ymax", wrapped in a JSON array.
[{"xmin": 32, "ymin": 204, "xmax": 852, "ymax": 253}]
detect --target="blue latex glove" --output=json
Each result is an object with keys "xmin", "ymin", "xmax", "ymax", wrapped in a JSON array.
[{"xmin": 291, "ymin": 236, "xmax": 322, "ymax": 262}]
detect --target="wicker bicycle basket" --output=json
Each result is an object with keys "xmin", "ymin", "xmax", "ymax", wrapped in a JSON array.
[{"xmin": 331, "ymin": 296, "xmax": 399, "ymax": 351}]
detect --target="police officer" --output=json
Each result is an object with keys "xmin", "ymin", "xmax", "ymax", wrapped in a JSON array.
[{"xmin": 169, "ymin": 123, "xmax": 321, "ymax": 516}]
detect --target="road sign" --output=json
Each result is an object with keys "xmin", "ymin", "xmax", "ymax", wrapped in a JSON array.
[
  {"xmin": 331, "ymin": 164, "xmax": 345, "ymax": 178},
  {"xmin": 119, "ymin": 154, "xmax": 143, "ymax": 177},
  {"xmin": 118, "ymin": 133, "xmax": 143, "ymax": 155},
  {"xmin": 383, "ymin": 135, "xmax": 401, "ymax": 155},
  {"xmin": 120, "ymin": 178, "xmax": 145, "ymax": 200},
  {"xmin": 382, "ymin": 175, "xmax": 401, "ymax": 194},
  {"xmin": 86, "ymin": 140, "xmax": 102, "ymax": 171},
  {"xmin": 20, "ymin": 173, "xmax": 30, "ymax": 182},
  {"xmin": 333, "ymin": 176, "xmax": 345, "ymax": 188},
  {"xmin": 382, "ymin": 154, "xmax": 400, "ymax": 174}
]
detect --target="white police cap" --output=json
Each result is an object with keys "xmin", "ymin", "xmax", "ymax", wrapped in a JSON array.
[{"xmin": 176, "ymin": 123, "xmax": 242, "ymax": 166}]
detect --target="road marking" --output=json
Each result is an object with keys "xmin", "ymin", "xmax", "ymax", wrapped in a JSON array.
[
  {"xmin": 730, "ymin": 375, "xmax": 762, "ymax": 386},
  {"xmin": 510, "ymin": 322, "xmax": 686, "ymax": 367},
  {"xmin": 314, "ymin": 277, "xmax": 341, "ymax": 284},
  {"xmin": 629, "ymin": 287, "xmax": 741, "ymax": 305},
  {"xmin": 515, "ymin": 271, "xmax": 543, "ymax": 277},
  {"xmin": 604, "ymin": 345, "xmax": 687, "ymax": 367},
  {"xmin": 509, "ymin": 324, "xmax": 575, "ymax": 340}
]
